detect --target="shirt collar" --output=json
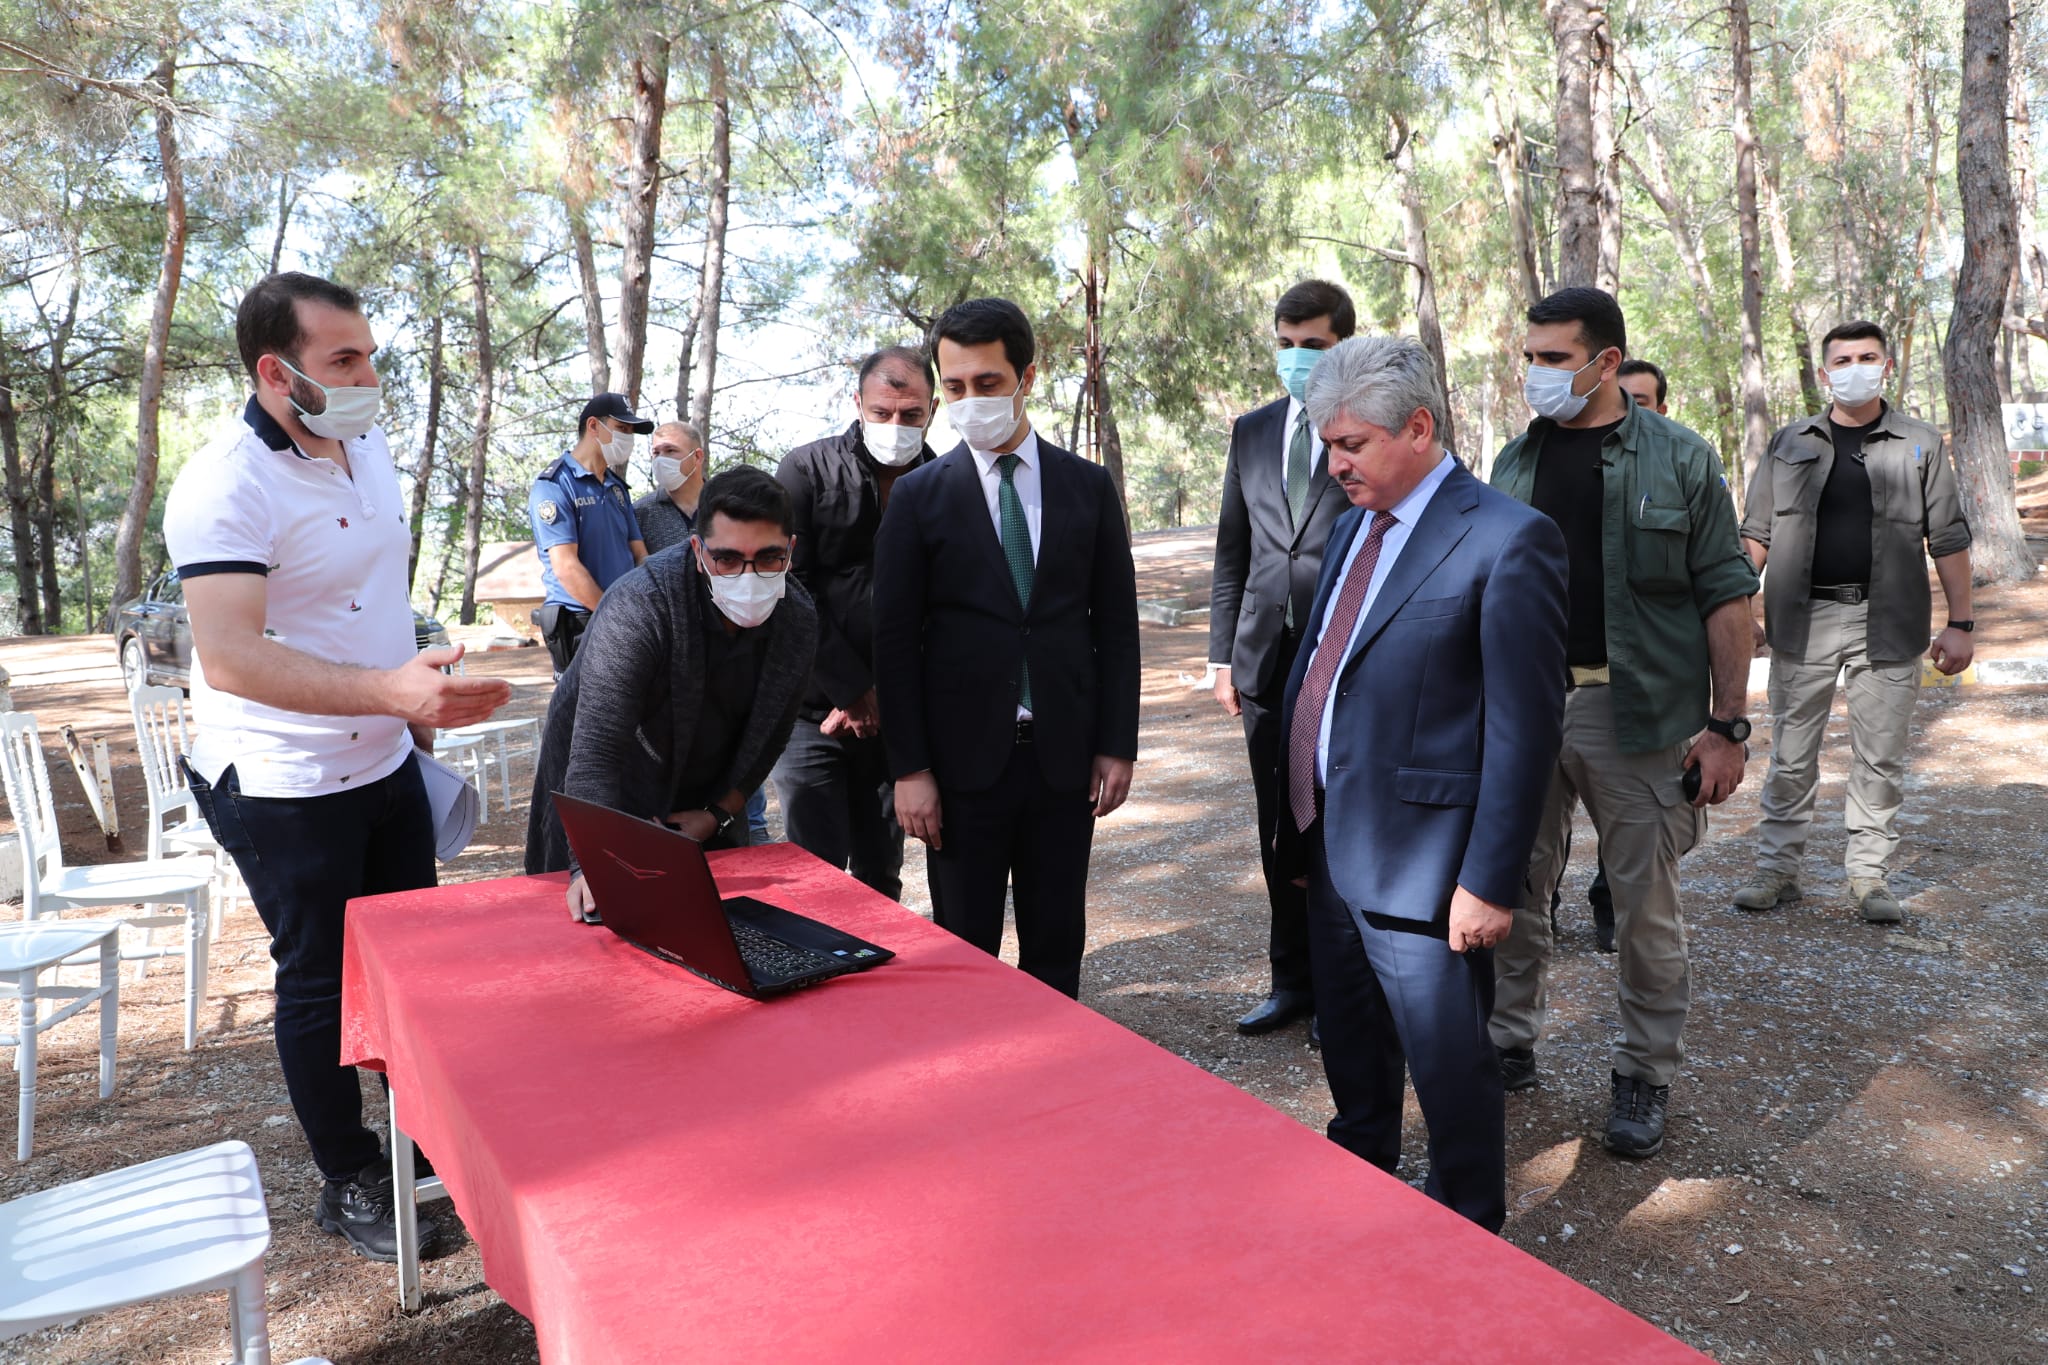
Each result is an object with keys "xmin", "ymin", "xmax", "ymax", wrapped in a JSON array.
[
  {"xmin": 1384, "ymin": 452, "xmax": 1458, "ymax": 529},
  {"xmin": 971, "ymin": 426, "xmax": 1040, "ymax": 474},
  {"xmin": 242, "ymin": 394, "xmax": 312, "ymax": 460}
]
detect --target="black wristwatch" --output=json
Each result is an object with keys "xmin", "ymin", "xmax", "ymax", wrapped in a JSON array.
[
  {"xmin": 1948, "ymin": 619, "xmax": 1975, "ymax": 633},
  {"xmin": 702, "ymin": 805, "xmax": 738, "ymax": 836},
  {"xmin": 1706, "ymin": 715, "xmax": 1752, "ymax": 744}
]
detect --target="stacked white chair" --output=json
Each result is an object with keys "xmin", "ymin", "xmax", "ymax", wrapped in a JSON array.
[
  {"xmin": 0, "ymin": 712, "xmax": 215, "ymax": 1049},
  {"xmin": 0, "ymin": 919, "xmax": 120, "ymax": 1160},
  {"xmin": 129, "ymin": 683, "xmax": 244, "ymax": 935},
  {"xmin": 0, "ymin": 1139, "xmax": 333, "ymax": 1363}
]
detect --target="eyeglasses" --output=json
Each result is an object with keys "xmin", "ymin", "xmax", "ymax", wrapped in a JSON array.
[{"xmin": 700, "ymin": 546, "xmax": 789, "ymax": 578}]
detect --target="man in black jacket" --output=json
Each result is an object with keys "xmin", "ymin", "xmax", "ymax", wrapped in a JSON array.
[
  {"xmin": 873, "ymin": 298, "xmax": 1141, "ymax": 998},
  {"xmin": 1207, "ymin": 279, "xmax": 1355, "ymax": 1034},
  {"xmin": 526, "ymin": 467, "xmax": 819, "ymax": 925},
  {"xmin": 772, "ymin": 347, "xmax": 938, "ymax": 898}
]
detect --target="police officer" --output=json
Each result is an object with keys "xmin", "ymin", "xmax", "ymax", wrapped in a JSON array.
[{"xmin": 530, "ymin": 393, "xmax": 652, "ymax": 674}]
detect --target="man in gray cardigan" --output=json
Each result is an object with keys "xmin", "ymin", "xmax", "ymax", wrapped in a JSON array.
[{"xmin": 526, "ymin": 467, "xmax": 819, "ymax": 921}]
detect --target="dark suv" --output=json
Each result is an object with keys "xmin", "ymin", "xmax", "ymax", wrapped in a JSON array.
[{"xmin": 112, "ymin": 572, "xmax": 452, "ymax": 690}]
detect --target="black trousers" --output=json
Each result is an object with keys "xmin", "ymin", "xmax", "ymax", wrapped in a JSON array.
[
  {"xmin": 1239, "ymin": 640, "xmax": 1313, "ymax": 997},
  {"xmin": 187, "ymin": 754, "xmax": 436, "ymax": 1182},
  {"xmin": 926, "ymin": 735, "xmax": 1095, "ymax": 998},
  {"xmin": 1307, "ymin": 825, "xmax": 1506, "ymax": 1232},
  {"xmin": 773, "ymin": 719, "xmax": 904, "ymax": 900}
]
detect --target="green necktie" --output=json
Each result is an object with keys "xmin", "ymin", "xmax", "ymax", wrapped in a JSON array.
[
  {"xmin": 1287, "ymin": 408, "xmax": 1313, "ymax": 528},
  {"xmin": 998, "ymin": 453, "xmax": 1035, "ymax": 711}
]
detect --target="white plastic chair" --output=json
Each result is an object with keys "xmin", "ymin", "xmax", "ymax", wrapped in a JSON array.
[
  {"xmin": 129, "ymin": 684, "xmax": 243, "ymax": 935},
  {"xmin": 0, "ymin": 712, "xmax": 215, "ymax": 1050},
  {"xmin": 0, "ymin": 920, "xmax": 119, "ymax": 1161},
  {"xmin": 0, "ymin": 1139, "xmax": 333, "ymax": 1363},
  {"xmin": 441, "ymin": 715, "xmax": 540, "ymax": 815}
]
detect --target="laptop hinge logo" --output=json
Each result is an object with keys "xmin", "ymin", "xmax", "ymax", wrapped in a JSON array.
[{"xmin": 606, "ymin": 851, "xmax": 668, "ymax": 881}]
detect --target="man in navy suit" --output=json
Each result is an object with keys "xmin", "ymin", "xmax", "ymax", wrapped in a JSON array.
[
  {"xmin": 873, "ymin": 297, "xmax": 1141, "ymax": 998},
  {"xmin": 1208, "ymin": 280, "xmax": 1355, "ymax": 1035},
  {"xmin": 1277, "ymin": 336, "xmax": 1568, "ymax": 1231}
]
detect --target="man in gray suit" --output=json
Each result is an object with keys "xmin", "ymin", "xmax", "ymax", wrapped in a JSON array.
[
  {"xmin": 1276, "ymin": 336, "xmax": 1568, "ymax": 1231},
  {"xmin": 1208, "ymin": 280, "xmax": 1355, "ymax": 1035}
]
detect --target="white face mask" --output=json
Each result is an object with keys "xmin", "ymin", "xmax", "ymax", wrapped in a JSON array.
[
  {"xmin": 653, "ymin": 451, "xmax": 699, "ymax": 493},
  {"xmin": 948, "ymin": 389, "xmax": 1023, "ymax": 451},
  {"xmin": 1826, "ymin": 362, "xmax": 1887, "ymax": 407},
  {"xmin": 861, "ymin": 420, "xmax": 926, "ymax": 467},
  {"xmin": 696, "ymin": 542, "xmax": 787, "ymax": 627},
  {"xmin": 1522, "ymin": 354, "xmax": 1602, "ymax": 422},
  {"xmin": 596, "ymin": 425, "xmax": 635, "ymax": 470},
  {"xmin": 277, "ymin": 356, "xmax": 382, "ymax": 440}
]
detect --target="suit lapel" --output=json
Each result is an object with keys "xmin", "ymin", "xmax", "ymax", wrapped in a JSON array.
[
  {"xmin": 1289, "ymin": 451, "xmax": 1338, "ymax": 548},
  {"xmin": 1339, "ymin": 466, "xmax": 1479, "ymax": 675},
  {"xmin": 1032, "ymin": 442, "xmax": 1071, "ymax": 606},
  {"xmin": 942, "ymin": 444, "xmax": 1020, "ymax": 608}
]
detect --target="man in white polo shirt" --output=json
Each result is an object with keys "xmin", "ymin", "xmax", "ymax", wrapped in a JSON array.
[{"xmin": 165, "ymin": 271, "xmax": 511, "ymax": 1262}]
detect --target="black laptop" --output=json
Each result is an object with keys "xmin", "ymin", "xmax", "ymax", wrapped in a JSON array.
[{"xmin": 552, "ymin": 792, "xmax": 893, "ymax": 998}]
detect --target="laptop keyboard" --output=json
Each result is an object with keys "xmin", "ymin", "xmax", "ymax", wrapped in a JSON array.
[{"xmin": 731, "ymin": 919, "xmax": 834, "ymax": 983}]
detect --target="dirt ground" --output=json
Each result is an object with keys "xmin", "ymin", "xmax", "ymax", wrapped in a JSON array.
[{"xmin": 2, "ymin": 530, "xmax": 2047, "ymax": 1364}]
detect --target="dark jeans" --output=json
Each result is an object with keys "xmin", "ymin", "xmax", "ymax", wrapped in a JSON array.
[
  {"xmin": 1239, "ymin": 651, "xmax": 1312, "ymax": 997},
  {"xmin": 186, "ymin": 753, "xmax": 436, "ymax": 1182},
  {"xmin": 771, "ymin": 719, "xmax": 904, "ymax": 900},
  {"xmin": 926, "ymin": 737, "xmax": 1095, "ymax": 998}
]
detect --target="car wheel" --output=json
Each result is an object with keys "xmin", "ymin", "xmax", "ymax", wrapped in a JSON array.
[{"xmin": 121, "ymin": 636, "xmax": 148, "ymax": 691}]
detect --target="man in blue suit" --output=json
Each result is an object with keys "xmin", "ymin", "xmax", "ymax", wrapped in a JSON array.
[{"xmin": 1276, "ymin": 336, "xmax": 1569, "ymax": 1232}]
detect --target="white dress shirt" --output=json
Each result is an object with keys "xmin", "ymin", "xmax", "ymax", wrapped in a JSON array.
[
  {"xmin": 969, "ymin": 426, "xmax": 1043, "ymax": 563},
  {"xmin": 1316, "ymin": 452, "xmax": 1459, "ymax": 783},
  {"xmin": 1283, "ymin": 395, "xmax": 1319, "ymax": 476}
]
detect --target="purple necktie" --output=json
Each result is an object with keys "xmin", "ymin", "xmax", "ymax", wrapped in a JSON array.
[{"xmin": 1289, "ymin": 511, "xmax": 1397, "ymax": 831}]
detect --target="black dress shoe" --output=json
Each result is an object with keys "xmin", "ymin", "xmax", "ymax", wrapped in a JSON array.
[
  {"xmin": 1603, "ymin": 1070, "xmax": 1670, "ymax": 1158},
  {"xmin": 1498, "ymin": 1046, "xmax": 1539, "ymax": 1092},
  {"xmin": 1588, "ymin": 866, "xmax": 1616, "ymax": 953},
  {"xmin": 1237, "ymin": 990, "xmax": 1313, "ymax": 1035}
]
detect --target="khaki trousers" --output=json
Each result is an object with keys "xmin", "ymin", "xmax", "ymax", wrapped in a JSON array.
[
  {"xmin": 1754, "ymin": 600, "xmax": 1920, "ymax": 881},
  {"xmin": 1489, "ymin": 685, "xmax": 1705, "ymax": 1087}
]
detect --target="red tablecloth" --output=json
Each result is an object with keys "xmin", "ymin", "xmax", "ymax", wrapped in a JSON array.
[{"xmin": 342, "ymin": 843, "xmax": 1702, "ymax": 1364}]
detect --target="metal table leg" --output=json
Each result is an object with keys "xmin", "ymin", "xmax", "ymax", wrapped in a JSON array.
[{"xmin": 389, "ymin": 1087, "xmax": 449, "ymax": 1311}]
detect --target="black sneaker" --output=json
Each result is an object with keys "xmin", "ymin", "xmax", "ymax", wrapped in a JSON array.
[
  {"xmin": 1603, "ymin": 1070, "xmax": 1670, "ymax": 1158},
  {"xmin": 1498, "ymin": 1047, "xmax": 1539, "ymax": 1092},
  {"xmin": 315, "ymin": 1159, "xmax": 439, "ymax": 1263}
]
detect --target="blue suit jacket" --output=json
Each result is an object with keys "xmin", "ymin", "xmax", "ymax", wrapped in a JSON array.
[{"xmin": 1277, "ymin": 461, "xmax": 1569, "ymax": 921}]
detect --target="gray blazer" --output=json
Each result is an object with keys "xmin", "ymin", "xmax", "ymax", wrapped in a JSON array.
[
  {"xmin": 1208, "ymin": 396, "xmax": 1347, "ymax": 698},
  {"xmin": 524, "ymin": 544, "xmax": 818, "ymax": 876}
]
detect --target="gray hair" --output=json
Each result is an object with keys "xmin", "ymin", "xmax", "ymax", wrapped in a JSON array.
[{"xmin": 1303, "ymin": 335, "xmax": 1447, "ymax": 442}]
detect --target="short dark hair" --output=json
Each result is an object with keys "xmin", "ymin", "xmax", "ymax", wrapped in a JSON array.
[
  {"xmin": 236, "ymin": 272, "xmax": 362, "ymax": 380},
  {"xmin": 1526, "ymin": 286, "xmax": 1627, "ymax": 361},
  {"xmin": 857, "ymin": 345, "xmax": 935, "ymax": 397},
  {"xmin": 697, "ymin": 466, "xmax": 793, "ymax": 536},
  {"xmin": 931, "ymin": 297, "xmax": 1035, "ymax": 377},
  {"xmin": 1274, "ymin": 279, "xmax": 1357, "ymax": 339},
  {"xmin": 1617, "ymin": 358, "xmax": 1667, "ymax": 406},
  {"xmin": 1820, "ymin": 319, "xmax": 1889, "ymax": 360}
]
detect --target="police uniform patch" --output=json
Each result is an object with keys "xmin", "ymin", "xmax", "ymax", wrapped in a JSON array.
[
  {"xmin": 613, "ymin": 486, "xmax": 626, "ymax": 506},
  {"xmin": 539, "ymin": 501, "xmax": 559, "ymax": 525}
]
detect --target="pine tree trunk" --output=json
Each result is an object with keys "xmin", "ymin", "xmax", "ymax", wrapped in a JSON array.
[
  {"xmin": 407, "ymin": 309, "xmax": 444, "ymax": 591},
  {"xmin": 690, "ymin": 43, "xmax": 732, "ymax": 439},
  {"xmin": 1483, "ymin": 5, "xmax": 1541, "ymax": 308},
  {"xmin": 614, "ymin": 34, "xmax": 668, "ymax": 409},
  {"xmin": 0, "ymin": 352, "xmax": 37, "ymax": 634},
  {"xmin": 108, "ymin": 51, "xmax": 185, "ymax": 628},
  {"xmin": 1546, "ymin": 0, "xmax": 1601, "ymax": 287},
  {"xmin": 1730, "ymin": 0, "xmax": 1770, "ymax": 508},
  {"xmin": 34, "ymin": 431, "xmax": 58, "ymax": 632},
  {"xmin": 569, "ymin": 201, "xmax": 611, "ymax": 394},
  {"xmin": 1946, "ymin": 0, "xmax": 2039, "ymax": 583},
  {"xmin": 1392, "ymin": 116, "xmax": 1455, "ymax": 453},
  {"xmin": 1591, "ymin": 11, "xmax": 1623, "ymax": 295},
  {"xmin": 459, "ymin": 244, "xmax": 494, "ymax": 625}
]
